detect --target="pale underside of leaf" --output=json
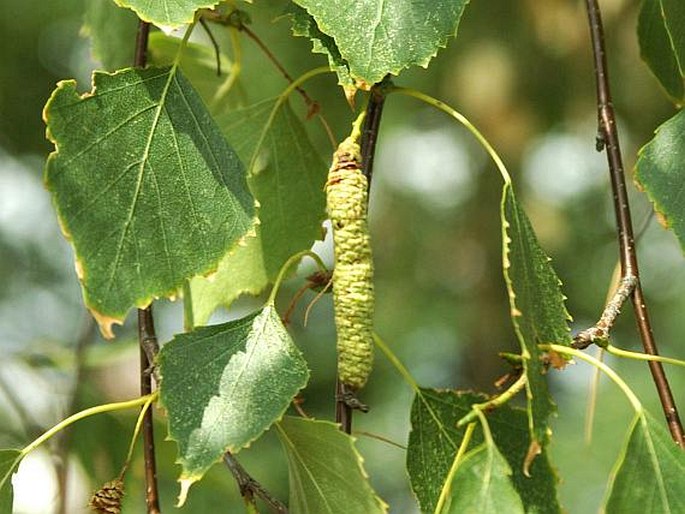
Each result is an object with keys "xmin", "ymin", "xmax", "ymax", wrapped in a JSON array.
[
  {"xmin": 276, "ymin": 416, "xmax": 388, "ymax": 514},
  {"xmin": 635, "ymin": 108, "xmax": 685, "ymax": 253}
]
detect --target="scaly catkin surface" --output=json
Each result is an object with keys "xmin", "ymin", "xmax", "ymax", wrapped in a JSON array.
[{"xmin": 326, "ymin": 137, "xmax": 374, "ymax": 390}]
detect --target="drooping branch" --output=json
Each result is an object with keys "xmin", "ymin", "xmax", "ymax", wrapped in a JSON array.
[
  {"xmin": 134, "ymin": 20, "xmax": 163, "ymax": 511},
  {"xmin": 583, "ymin": 0, "xmax": 684, "ymax": 446}
]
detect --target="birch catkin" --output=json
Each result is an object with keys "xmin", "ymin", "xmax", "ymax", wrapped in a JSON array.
[{"xmin": 326, "ymin": 136, "xmax": 374, "ymax": 390}]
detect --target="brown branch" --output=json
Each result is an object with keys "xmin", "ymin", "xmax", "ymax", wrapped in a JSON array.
[
  {"xmin": 134, "ymin": 21, "xmax": 163, "ymax": 511},
  {"xmin": 138, "ymin": 307, "xmax": 161, "ymax": 514},
  {"xmin": 223, "ymin": 452, "xmax": 288, "ymax": 513},
  {"xmin": 583, "ymin": 0, "xmax": 684, "ymax": 446}
]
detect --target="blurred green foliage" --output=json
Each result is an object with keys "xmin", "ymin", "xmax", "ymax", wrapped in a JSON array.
[{"xmin": 1, "ymin": 0, "xmax": 684, "ymax": 512}]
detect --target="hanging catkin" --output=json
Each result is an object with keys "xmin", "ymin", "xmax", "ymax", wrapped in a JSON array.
[{"xmin": 326, "ymin": 136, "xmax": 374, "ymax": 390}]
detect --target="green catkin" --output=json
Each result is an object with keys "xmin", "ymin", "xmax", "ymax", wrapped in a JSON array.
[{"xmin": 326, "ymin": 136, "xmax": 374, "ymax": 390}]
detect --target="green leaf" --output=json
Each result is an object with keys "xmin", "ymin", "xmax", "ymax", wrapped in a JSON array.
[
  {"xmin": 275, "ymin": 416, "xmax": 387, "ymax": 514},
  {"xmin": 604, "ymin": 411, "xmax": 685, "ymax": 513},
  {"xmin": 44, "ymin": 67, "xmax": 256, "ymax": 337},
  {"xmin": 443, "ymin": 443, "xmax": 524, "ymax": 514},
  {"xmin": 407, "ymin": 389, "xmax": 560, "ymax": 514},
  {"xmin": 191, "ymin": 98, "xmax": 327, "ymax": 324},
  {"xmin": 661, "ymin": 0, "xmax": 685, "ymax": 74},
  {"xmin": 287, "ymin": 5, "xmax": 355, "ymax": 90},
  {"xmin": 636, "ymin": 108, "xmax": 685, "ymax": 252},
  {"xmin": 291, "ymin": 0, "xmax": 470, "ymax": 85},
  {"xmin": 112, "ymin": 0, "xmax": 221, "ymax": 33},
  {"xmin": 501, "ymin": 183, "xmax": 571, "ymax": 447},
  {"xmin": 0, "ymin": 450, "xmax": 22, "ymax": 514},
  {"xmin": 147, "ymin": 32, "xmax": 236, "ymax": 117},
  {"xmin": 81, "ymin": 0, "xmax": 139, "ymax": 71},
  {"xmin": 158, "ymin": 306, "xmax": 309, "ymax": 499},
  {"xmin": 638, "ymin": 0, "xmax": 685, "ymax": 102}
]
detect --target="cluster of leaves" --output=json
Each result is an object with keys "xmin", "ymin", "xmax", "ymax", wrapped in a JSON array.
[{"xmin": 2, "ymin": 0, "xmax": 685, "ymax": 513}]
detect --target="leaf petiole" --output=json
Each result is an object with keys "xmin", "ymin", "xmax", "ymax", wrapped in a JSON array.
[
  {"xmin": 386, "ymin": 86, "xmax": 512, "ymax": 184},
  {"xmin": 456, "ymin": 373, "xmax": 528, "ymax": 428},
  {"xmin": 268, "ymin": 250, "xmax": 328, "ymax": 306},
  {"xmin": 20, "ymin": 392, "xmax": 157, "ymax": 458},
  {"xmin": 433, "ymin": 421, "xmax": 477, "ymax": 514},
  {"xmin": 540, "ymin": 344, "xmax": 642, "ymax": 412},
  {"xmin": 605, "ymin": 344, "xmax": 685, "ymax": 368},
  {"xmin": 373, "ymin": 332, "xmax": 420, "ymax": 392}
]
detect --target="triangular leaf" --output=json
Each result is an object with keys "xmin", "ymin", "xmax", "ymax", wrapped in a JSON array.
[
  {"xmin": 604, "ymin": 411, "xmax": 685, "ymax": 513},
  {"xmin": 276, "ymin": 416, "xmax": 387, "ymax": 514},
  {"xmin": 191, "ymin": 98, "xmax": 327, "ymax": 324},
  {"xmin": 44, "ymin": 67, "xmax": 256, "ymax": 337},
  {"xmin": 407, "ymin": 389, "xmax": 560, "ymax": 514},
  {"xmin": 158, "ymin": 306, "xmax": 309, "ymax": 497},
  {"xmin": 635, "ymin": 108, "xmax": 685, "ymax": 252},
  {"xmin": 82, "ymin": 0, "xmax": 138, "ymax": 71},
  {"xmin": 291, "ymin": 0, "xmax": 470, "ymax": 85},
  {"xmin": 0, "ymin": 450, "xmax": 22, "ymax": 514},
  {"xmin": 443, "ymin": 443, "xmax": 524, "ymax": 514},
  {"xmin": 501, "ymin": 183, "xmax": 571, "ymax": 447},
  {"xmin": 287, "ymin": 5, "xmax": 355, "ymax": 90},
  {"xmin": 112, "ymin": 0, "xmax": 221, "ymax": 33}
]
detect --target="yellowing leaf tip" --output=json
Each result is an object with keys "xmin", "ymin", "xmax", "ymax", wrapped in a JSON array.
[{"xmin": 176, "ymin": 478, "xmax": 195, "ymax": 507}]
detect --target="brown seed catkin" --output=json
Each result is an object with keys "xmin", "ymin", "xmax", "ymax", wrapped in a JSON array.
[
  {"xmin": 326, "ymin": 136, "xmax": 374, "ymax": 390},
  {"xmin": 89, "ymin": 478, "xmax": 124, "ymax": 514}
]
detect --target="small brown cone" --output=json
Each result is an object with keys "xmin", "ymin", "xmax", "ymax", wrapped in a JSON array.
[{"xmin": 88, "ymin": 478, "xmax": 124, "ymax": 514}]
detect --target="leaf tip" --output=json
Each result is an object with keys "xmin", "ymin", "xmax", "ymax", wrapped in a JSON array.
[
  {"xmin": 89, "ymin": 309, "xmax": 123, "ymax": 340},
  {"xmin": 176, "ymin": 477, "xmax": 196, "ymax": 507},
  {"xmin": 523, "ymin": 439, "xmax": 542, "ymax": 477}
]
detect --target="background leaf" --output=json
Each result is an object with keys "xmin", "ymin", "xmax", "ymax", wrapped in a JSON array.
[
  {"xmin": 191, "ymin": 98, "xmax": 327, "ymax": 324},
  {"xmin": 291, "ymin": 0, "xmax": 470, "ymax": 85},
  {"xmin": 501, "ymin": 183, "xmax": 571, "ymax": 447},
  {"xmin": 635, "ymin": 108, "xmax": 685, "ymax": 252},
  {"xmin": 44, "ymin": 67, "xmax": 256, "ymax": 336},
  {"xmin": 443, "ymin": 442, "xmax": 524, "ymax": 514},
  {"xmin": 0, "ymin": 449, "xmax": 21, "ymax": 514},
  {"xmin": 158, "ymin": 306, "xmax": 309, "ymax": 492},
  {"xmin": 276, "ymin": 416, "xmax": 387, "ymax": 514},
  {"xmin": 604, "ymin": 411, "xmax": 685, "ymax": 513},
  {"xmin": 638, "ymin": 0, "xmax": 685, "ymax": 103},
  {"xmin": 407, "ymin": 389, "xmax": 560, "ymax": 514},
  {"xmin": 112, "ymin": 0, "xmax": 221, "ymax": 33},
  {"xmin": 81, "ymin": 0, "xmax": 138, "ymax": 71},
  {"xmin": 148, "ymin": 32, "xmax": 236, "ymax": 118}
]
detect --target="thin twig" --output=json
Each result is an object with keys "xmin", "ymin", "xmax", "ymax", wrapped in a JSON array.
[
  {"xmin": 240, "ymin": 25, "xmax": 316, "ymax": 112},
  {"xmin": 223, "ymin": 452, "xmax": 288, "ymax": 513},
  {"xmin": 134, "ymin": 20, "xmax": 163, "ymax": 510},
  {"xmin": 199, "ymin": 17, "xmax": 222, "ymax": 76},
  {"xmin": 572, "ymin": 275, "xmax": 637, "ymax": 349},
  {"xmin": 583, "ymin": 0, "xmax": 684, "ymax": 446},
  {"xmin": 360, "ymin": 83, "xmax": 387, "ymax": 187},
  {"xmin": 138, "ymin": 307, "xmax": 161, "ymax": 514}
]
